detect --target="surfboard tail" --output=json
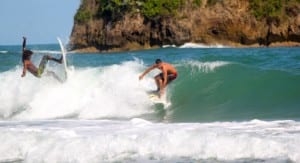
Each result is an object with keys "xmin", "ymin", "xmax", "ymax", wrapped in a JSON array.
[{"xmin": 57, "ymin": 37, "xmax": 68, "ymax": 81}]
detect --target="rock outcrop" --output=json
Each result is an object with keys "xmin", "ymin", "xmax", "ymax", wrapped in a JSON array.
[{"xmin": 70, "ymin": 0, "xmax": 300, "ymax": 52}]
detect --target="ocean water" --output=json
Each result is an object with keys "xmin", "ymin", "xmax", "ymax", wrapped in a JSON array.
[{"xmin": 0, "ymin": 43, "xmax": 300, "ymax": 162}]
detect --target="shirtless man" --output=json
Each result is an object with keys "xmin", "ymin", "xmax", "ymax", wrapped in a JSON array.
[
  {"xmin": 139, "ymin": 59, "xmax": 178, "ymax": 97},
  {"xmin": 21, "ymin": 37, "xmax": 63, "ymax": 82}
]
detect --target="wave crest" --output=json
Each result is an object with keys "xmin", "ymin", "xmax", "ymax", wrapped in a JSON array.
[{"xmin": 184, "ymin": 60, "xmax": 230, "ymax": 73}]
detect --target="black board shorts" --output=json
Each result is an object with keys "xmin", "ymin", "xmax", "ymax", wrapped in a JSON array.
[{"xmin": 159, "ymin": 72, "xmax": 177, "ymax": 83}]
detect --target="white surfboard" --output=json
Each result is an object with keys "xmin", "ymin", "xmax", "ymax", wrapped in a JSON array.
[
  {"xmin": 148, "ymin": 93, "xmax": 166, "ymax": 105},
  {"xmin": 57, "ymin": 37, "xmax": 68, "ymax": 79}
]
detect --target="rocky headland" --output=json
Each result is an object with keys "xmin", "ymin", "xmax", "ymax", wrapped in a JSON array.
[{"xmin": 70, "ymin": 0, "xmax": 300, "ymax": 53}]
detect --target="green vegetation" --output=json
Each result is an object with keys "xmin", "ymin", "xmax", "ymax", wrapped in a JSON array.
[
  {"xmin": 249, "ymin": 0, "xmax": 282, "ymax": 19},
  {"xmin": 75, "ymin": 7, "xmax": 92, "ymax": 23},
  {"xmin": 98, "ymin": 0, "xmax": 132, "ymax": 20},
  {"xmin": 141, "ymin": 0, "xmax": 184, "ymax": 18},
  {"xmin": 97, "ymin": 0, "xmax": 184, "ymax": 20},
  {"xmin": 193, "ymin": 0, "xmax": 202, "ymax": 7},
  {"xmin": 78, "ymin": 0, "xmax": 300, "ymax": 22},
  {"xmin": 74, "ymin": 0, "xmax": 92, "ymax": 23},
  {"xmin": 207, "ymin": 0, "xmax": 223, "ymax": 6},
  {"xmin": 249, "ymin": 0, "xmax": 300, "ymax": 19}
]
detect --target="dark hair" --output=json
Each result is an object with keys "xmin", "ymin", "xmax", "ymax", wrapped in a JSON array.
[
  {"xmin": 22, "ymin": 50, "xmax": 33, "ymax": 62},
  {"xmin": 155, "ymin": 59, "xmax": 162, "ymax": 64}
]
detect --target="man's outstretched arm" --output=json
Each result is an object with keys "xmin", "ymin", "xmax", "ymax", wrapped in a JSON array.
[
  {"xmin": 22, "ymin": 37, "xmax": 26, "ymax": 51},
  {"xmin": 139, "ymin": 64, "xmax": 156, "ymax": 80},
  {"xmin": 21, "ymin": 62, "xmax": 27, "ymax": 77}
]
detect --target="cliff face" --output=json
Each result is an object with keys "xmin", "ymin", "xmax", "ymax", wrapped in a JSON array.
[{"xmin": 70, "ymin": 0, "xmax": 300, "ymax": 52}]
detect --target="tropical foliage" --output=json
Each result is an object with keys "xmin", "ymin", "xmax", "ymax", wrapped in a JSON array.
[{"xmin": 75, "ymin": 0, "xmax": 300, "ymax": 22}]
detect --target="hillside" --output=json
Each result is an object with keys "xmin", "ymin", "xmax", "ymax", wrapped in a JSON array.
[{"xmin": 70, "ymin": 0, "xmax": 300, "ymax": 52}]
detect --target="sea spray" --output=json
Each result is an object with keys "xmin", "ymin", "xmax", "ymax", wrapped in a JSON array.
[
  {"xmin": 0, "ymin": 61, "xmax": 159, "ymax": 120},
  {"xmin": 1, "ymin": 44, "xmax": 300, "ymax": 162},
  {"xmin": 0, "ymin": 119, "xmax": 299, "ymax": 162},
  {"xmin": 1, "ymin": 56, "xmax": 300, "ymax": 122}
]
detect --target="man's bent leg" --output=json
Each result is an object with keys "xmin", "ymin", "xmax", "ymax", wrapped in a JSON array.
[
  {"xmin": 48, "ymin": 55, "xmax": 63, "ymax": 64},
  {"xmin": 166, "ymin": 73, "xmax": 177, "ymax": 85},
  {"xmin": 154, "ymin": 74, "xmax": 162, "ymax": 92},
  {"xmin": 37, "ymin": 56, "xmax": 49, "ymax": 77}
]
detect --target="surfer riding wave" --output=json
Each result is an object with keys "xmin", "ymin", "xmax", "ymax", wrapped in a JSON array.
[{"xmin": 139, "ymin": 59, "xmax": 178, "ymax": 97}]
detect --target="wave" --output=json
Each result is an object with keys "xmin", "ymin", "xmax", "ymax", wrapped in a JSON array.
[
  {"xmin": 0, "ymin": 51, "xmax": 8, "ymax": 54},
  {"xmin": 162, "ymin": 44, "xmax": 176, "ymax": 48},
  {"xmin": 32, "ymin": 50, "xmax": 62, "ymax": 54},
  {"xmin": 0, "ymin": 50, "xmax": 63, "ymax": 55},
  {"xmin": 162, "ymin": 43, "xmax": 229, "ymax": 49},
  {"xmin": 179, "ymin": 42, "xmax": 229, "ymax": 48},
  {"xmin": 0, "ymin": 60, "xmax": 156, "ymax": 120},
  {"xmin": 168, "ymin": 61, "xmax": 300, "ymax": 122},
  {"xmin": 0, "ymin": 59, "xmax": 300, "ymax": 121},
  {"xmin": 181, "ymin": 60, "xmax": 231, "ymax": 73},
  {"xmin": 0, "ymin": 119, "xmax": 299, "ymax": 162}
]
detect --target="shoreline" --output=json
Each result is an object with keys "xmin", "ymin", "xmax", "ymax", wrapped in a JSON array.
[{"xmin": 72, "ymin": 41, "xmax": 300, "ymax": 53}]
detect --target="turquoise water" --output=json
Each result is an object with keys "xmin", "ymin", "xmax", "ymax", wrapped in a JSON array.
[
  {"xmin": 1, "ymin": 45, "xmax": 299, "ymax": 122},
  {"xmin": 0, "ymin": 44, "xmax": 300, "ymax": 162}
]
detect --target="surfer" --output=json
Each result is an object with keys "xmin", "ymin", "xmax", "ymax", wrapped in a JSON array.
[
  {"xmin": 139, "ymin": 59, "xmax": 177, "ymax": 97},
  {"xmin": 21, "ymin": 37, "xmax": 63, "ymax": 82}
]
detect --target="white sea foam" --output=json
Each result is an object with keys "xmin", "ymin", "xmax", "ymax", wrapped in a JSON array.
[
  {"xmin": 0, "ymin": 119, "xmax": 299, "ymax": 162},
  {"xmin": 0, "ymin": 59, "xmax": 231, "ymax": 120},
  {"xmin": 162, "ymin": 44, "xmax": 176, "ymax": 48},
  {"xmin": 0, "ymin": 60, "xmax": 163, "ymax": 120},
  {"xmin": 0, "ymin": 51, "xmax": 8, "ymax": 54},
  {"xmin": 185, "ymin": 60, "xmax": 230, "ymax": 73},
  {"xmin": 179, "ymin": 42, "xmax": 229, "ymax": 48},
  {"xmin": 32, "ymin": 50, "xmax": 62, "ymax": 54}
]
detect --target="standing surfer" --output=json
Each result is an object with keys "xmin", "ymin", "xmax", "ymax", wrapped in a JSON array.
[{"xmin": 139, "ymin": 59, "xmax": 178, "ymax": 97}]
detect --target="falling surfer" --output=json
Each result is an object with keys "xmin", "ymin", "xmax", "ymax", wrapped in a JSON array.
[{"xmin": 21, "ymin": 37, "xmax": 63, "ymax": 82}]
